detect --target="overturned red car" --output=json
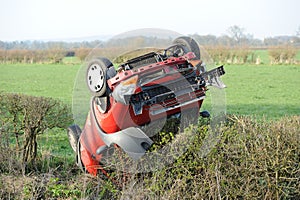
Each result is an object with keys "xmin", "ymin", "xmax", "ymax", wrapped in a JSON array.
[{"xmin": 67, "ymin": 36, "xmax": 225, "ymax": 177}]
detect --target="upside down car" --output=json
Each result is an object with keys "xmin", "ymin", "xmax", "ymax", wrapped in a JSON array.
[{"xmin": 67, "ymin": 36, "xmax": 226, "ymax": 177}]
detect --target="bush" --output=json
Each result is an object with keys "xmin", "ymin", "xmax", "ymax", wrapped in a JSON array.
[
  {"xmin": 1, "ymin": 102, "xmax": 299, "ymax": 199},
  {"xmin": 0, "ymin": 49, "xmax": 67, "ymax": 64},
  {"xmin": 206, "ymin": 46, "xmax": 256, "ymax": 65},
  {"xmin": 269, "ymin": 46, "xmax": 297, "ymax": 64},
  {"xmin": 0, "ymin": 93, "xmax": 73, "ymax": 173},
  {"xmin": 125, "ymin": 116, "xmax": 300, "ymax": 199}
]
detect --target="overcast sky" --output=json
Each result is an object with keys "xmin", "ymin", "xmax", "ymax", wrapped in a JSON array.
[{"xmin": 0, "ymin": 0, "xmax": 299, "ymax": 41}]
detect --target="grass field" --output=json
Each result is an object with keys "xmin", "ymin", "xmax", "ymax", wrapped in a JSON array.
[
  {"xmin": 253, "ymin": 49, "xmax": 270, "ymax": 64},
  {"xmin": 0, "ymin": 63, "xmax": 80, "ymax": 104},
  {"xmin": 217, "ymin": 64, "xmax": 300, "ymax": 118},
  {"xmin": 1, "ymin": 63, "xmax": 299, "ymax": 119}
]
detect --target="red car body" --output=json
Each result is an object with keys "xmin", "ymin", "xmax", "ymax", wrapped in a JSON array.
[{"xmin": 67, "ymin": 36, "xmax": 226, "ymax": 177}]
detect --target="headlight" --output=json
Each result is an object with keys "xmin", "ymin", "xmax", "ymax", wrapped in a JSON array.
[
  {"xmin": 112, "ymin": 75, "xmax": 138, "ymax": 104},
  {"xmin": 198, "ymin": 62, "xmax": 207, "ymax": 74}
]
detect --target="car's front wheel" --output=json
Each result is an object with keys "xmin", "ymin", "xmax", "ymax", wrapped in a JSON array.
[{"xmin": 86, "ymin": 57, "xmax": 115, "ymax": 96}]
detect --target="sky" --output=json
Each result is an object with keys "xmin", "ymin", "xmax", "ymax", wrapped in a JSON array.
[{"xmin": 0, "ymin": 0, "xmax": 299, "ymax": 41}]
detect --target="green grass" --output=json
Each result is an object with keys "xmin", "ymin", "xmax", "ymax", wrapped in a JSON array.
[
  {"xmin": 253, "ymin": 49, "xmax": 270, "ymax": 64},
  {"xmin": 62, "ymin": 57, "xmax": 82, "ymax": 65},
  {"xmin": 201, "ymin": 64, "xmax": 300, "ymax": 118},
  {"xmin": 0, "ymin": 63, "xmax": 80, "ymax": 104},
  {"xmin": 38, "ymin": 128, "xmax": 74, "ymax": 158},
  {"xmin": 1, "ymin": 63, "xmax": 299, "ymax": 118},
  {"xmin": 1, "ymin": 62, "xmax": 297, "ymax": 167}
]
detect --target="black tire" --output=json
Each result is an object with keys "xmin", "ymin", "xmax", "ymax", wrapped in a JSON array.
[
  {"xmin": 76, "ymin": 141, "xmax": 86, "ymax": 173},
  {"xmin": 67, "ymin": 124, "xmax": 82, "ymax": 153},
  {"xmin": 86, "ymin": 57, "xmax": 114, "ymax": 96},
  {"xmin": 173, "ymin": 36, "xmax": 201, "ymax": 59}
]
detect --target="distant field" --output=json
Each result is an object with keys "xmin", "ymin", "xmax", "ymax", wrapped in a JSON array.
[
  {"xmin": 0, "ymin": 63, "xmax": 299, "ymax": 118},
  {"xmin": 253, "ymin": 49, "xmax": 270, "ymax": 64},
  {"xmin": 0, "ymin": 63, "xmax": 80, "ymax": 104}
]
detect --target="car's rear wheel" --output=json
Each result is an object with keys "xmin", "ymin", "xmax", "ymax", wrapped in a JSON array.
[
  {"xmin": 76, "ymin": 140, "xmax": 86, "ymax": 173},
  {"xmin": 67, "ymin": 124, "xmax": 82, "ymax": 153},
  {"xmin": 172, "ymin": 36, "xmax": 201, "ymax": 59},
  {"xmin": 86, "ymin": 57, "xmax": 114, "ymax": 96}
]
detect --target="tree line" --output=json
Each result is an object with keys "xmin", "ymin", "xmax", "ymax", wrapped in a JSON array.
[
  {"xmin": 0, "ymin": 25, "xmax": 299, "ymax": 64},
  {"xmin": 0, "ymin": 45, "xmax": 298, "ymax": 65},
  {"xmin": 1, "ymin": 28, "xmax": 299, "ymax": 50}
]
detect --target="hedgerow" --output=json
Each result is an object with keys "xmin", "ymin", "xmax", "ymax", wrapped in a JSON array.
[{"xmin": 122, "ymin": 115, "xmax": 300, "ymax": 199}]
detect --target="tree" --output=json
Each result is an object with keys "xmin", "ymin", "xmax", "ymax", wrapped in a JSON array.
[
  {"xmin": 227, "ymin": 25, "xmax": 246, "ymax": 46},
  {"xmin": 217, "ymin": 35, "xmax": 234, "ymax": 46}
]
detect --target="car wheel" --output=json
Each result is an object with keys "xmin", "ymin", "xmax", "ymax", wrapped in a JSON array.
[
  {"xmin": 173, "ymin": 36, "xmax": 201, "ymax": 59},
  {"xmin": 67, "ymin": 124, "xmax": 82, "ymax": 153},
  {"xmin": 86, "ymin": 57, "xmax": 114, "ymax": 96},
  {"xmin": 76, "ymin": 140, "xmax": 86, "ymax": 173}
]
